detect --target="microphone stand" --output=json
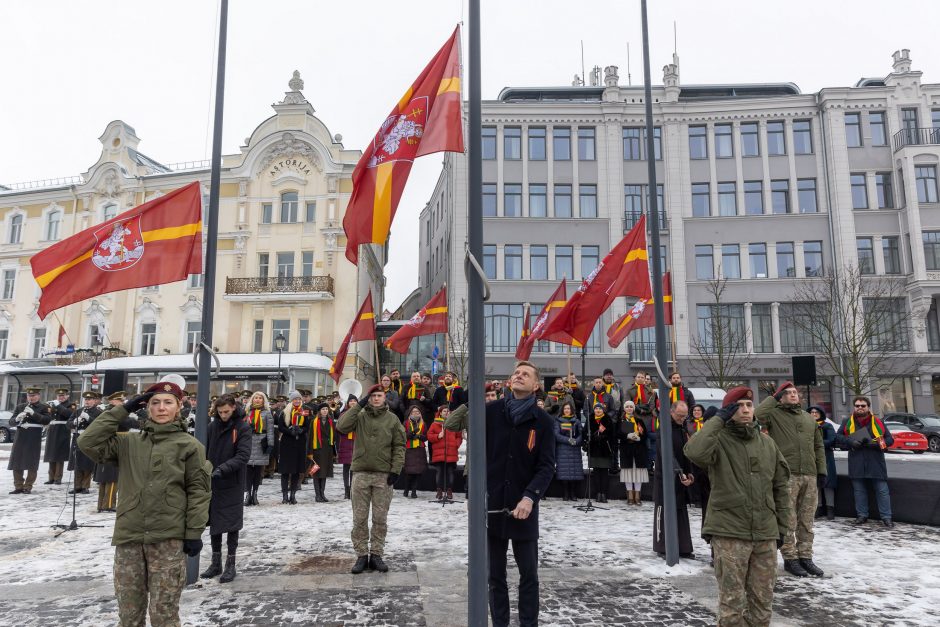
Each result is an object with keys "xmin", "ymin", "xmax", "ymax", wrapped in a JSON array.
[
  {"xmin": 574, "ymin": 348, "xmax": 607, "ymax": 512},
  {"xmin": 53, "ymin": 427, "xmax": 103, "ymax": 536}
]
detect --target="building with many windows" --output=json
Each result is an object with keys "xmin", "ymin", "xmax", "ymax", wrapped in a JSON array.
[
  {"xmin": 420, "ymin": 51, "xmax": 940, "ymax": 418},
  {"xmin": 0, "ymin": 72, "xmax": 384, "ymax": 399}
]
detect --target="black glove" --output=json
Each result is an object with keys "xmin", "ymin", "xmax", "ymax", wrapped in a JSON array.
[
  {"xmin": 868, "ymin": 439, "xmax": 883, "ymax": 449},
  {"xmin": 211, "ymin": 467, "xmax": 222, "ymax": 480},
  {"xmin": 387, "ymin": 472, "xmax": 399, "ymax": 486},
  {"xmin": 182, "ymin": 539, "xmax": 203, "ymax": 557},
  {"xmin": 860, "ymin": 437, "xmax": 870, "ymax": 446},
  {"xmin": 260, "ymin": 438, "xmax": 269, "ymax": 453},
  {"xmin": 123, "ymin": 392, "xmax": 154, "ymax": 413},
  {"xmin": 850, "ymin": 439, "xmax": 863, "ymax": 450},
  {"xmin": 716, "ymin": 402, "xmax": 740, "ymax": 424},
  {"xmin": 776, "ymin": 535, "xmax": 785, "ymax": 549}
]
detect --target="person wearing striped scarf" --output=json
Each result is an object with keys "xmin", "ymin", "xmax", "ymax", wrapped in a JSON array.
[
  {"xmin": 837, "ymin": 395, "xmax": 895, "ymax": 527},
  {"xmin": 244, "ymin": 392, "xmax": 274, "ymax": 506}
]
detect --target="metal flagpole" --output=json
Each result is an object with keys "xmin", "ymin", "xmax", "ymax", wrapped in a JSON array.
[
  {"xmin": 190, "ymin": 0, "xmax": 228, "ymax": 585},
  {"xmin": 466, "ymin": 2, "xmax": 488, "ymax": 624},
  {"xmin": 641, "ymin": 0, "xmax": 678, "ymax": 566}
]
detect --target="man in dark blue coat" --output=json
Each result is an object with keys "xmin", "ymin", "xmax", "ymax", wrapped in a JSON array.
[{"xmin": 486, "ymin": 360, "xmax": 556, "ymax": 627}]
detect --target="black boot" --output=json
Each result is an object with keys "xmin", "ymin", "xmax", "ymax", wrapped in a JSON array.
[
  {"xmin": 369, "ymin": 554, "xmax": 389, "ymax": 573},
  {"xmin": 200, "ymin": 552, "xmax": 222, "ymax": 578},
  {"xmin": 882, "ymin": 518, "xmax": 895, "ymax": 528},
  {"xmin": 319, "ymin": 479, "xmax": 329, "ymax": 502},
  {"xmin": 799, "ymin": 558, "xmax": 824, "ymax": 577},
  {"xmin": 852, "ymin": 516, "xmax": 868, "ymax": 525},
  {"xmin": 783, "ymin": 559, "xmax": 809, "ymax": 577},
  {"xmin": 282, "ymin": 491, "xmax": 289, "ymax": 504},
  {"xmin": 219, "ymin": 554, "xmax": 237, "ymax": 583},
  {"xmin": 251, "ymin": 486, "xmax": 260, "ymax": 506},
  {"xmin": 410, "ymin": 489, "xmax": 417, "ymax": 498},
  {"xmin": 289, "ymin": 490, "xmax": 297, "ymax": 505},
  {"xmin": 826, "ymin": 506, "xmax": 835, "ymax": 521},
  {"xmin": 244, "ymin": 491, "xmax": 253, "ymax": 507},
  {"xmin": 345, "ymin": 485, "xmax": 351, "ymax": 499},
  {"xmin": 814, "ymin": 506, "xmax": 825, "ymax": 519},
  {"xmin": 351, "ymin": 555, "xmax": 369, "ymax": 574}
]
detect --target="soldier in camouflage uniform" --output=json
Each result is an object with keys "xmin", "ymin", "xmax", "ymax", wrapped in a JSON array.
[
  {"xmin": 336, "ymin": 384, "xmax": 405, "ymax": 575},
  {"xmin": 684, "ymin": 386, "xmax": 790, "ymax": 627}
]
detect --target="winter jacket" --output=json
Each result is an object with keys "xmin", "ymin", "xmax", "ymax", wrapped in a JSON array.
[
  {"xmin": 820, "ymin": 422, "xmax": 837, "ymax": 489},
  {"xmin": 552, "ymin": 413, "xmax": 584, "ymax": 481},
  {"xmin": 403, "ymin": 414, "xmax": 428, "ymax": 475},
  {"xmin": 583, "ymin": 389, "xmax": 615, "ymax": 423},
  {"xmin": 78, "ymin": 406, "xmax": 211, "ymax": 545},
  {"xmin": 44, "ymin": 401, "xmax": 73, "ymax": 463},
  {"xmin": 684, "ymin": 416, "xmax": 791, "ymax": 542},
  {"xmin": 617, "ymin": 413, "xmax": 649, "ymax": 470},
  {"xmin": 244, "ymin": 408, "xmax": 275, "ymax": 466},
  {"xmin": 653, "ymin": 420, "xmax": 693, "ymax": 507},
  {"xmin": 277, "ymin": 404, "xmax": 311, "ymax": 475},
  {"xmin": 206, "ymin": 410, "xmax": 252, "ymax": 535},
  {"xmin": 335, "ymin": 402, "xmax": 405, "ymax": 474},
  {"xmin": 399, "ymin": 383, "xmax": 433, "ymax": 418},
  {"xmin": 337, "ymin": 432, "xmax": 355, "ymax": 465},
  {"xmin": 756, "ymin": 396, "xmax": 826, "ymax": 477},
  {"xmin": 427, "ymin": 418, "xmax": 463, "ymax": 463},
  {"xmin": 543, "ymin": 390, "xmax": 574, "ymax": 417},
  {"xmin": 587, "ymin": 412, "xmax": 613, "ymax": 469},
  {"xmin": 836, "ymin": 415, "xmax": 894, "ymax": 480},
  {"xmin": 432, "ymin": 384, "xmax": 467, "ymax": 412}
]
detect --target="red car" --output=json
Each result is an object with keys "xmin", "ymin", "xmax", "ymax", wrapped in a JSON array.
[{"xmin": 884, "ymin": 422, "xmax": 928, "ymax": 453}]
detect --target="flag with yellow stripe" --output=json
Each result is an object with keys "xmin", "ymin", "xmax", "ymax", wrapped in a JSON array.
[
  {"xmin": 31, "ymin": 182, "xmax": 203, "ymax": 320},
  {"xmin": 384, "ymin": 286, "xmax": 448, "ymax": 354},
  {"xmin": 343, "ymin": 26, "xmax": 464, "ymax": 265},
  {"xmin": 329, "ymin": 292, "xmax": 377, "ymax": 383},
  {"xmin": 607, "ymin": 272, "xmax": 673, "ymax": 348},
  {"xmin": 516, "ymin": 278, "xmax": 574, "ymax": 359}
]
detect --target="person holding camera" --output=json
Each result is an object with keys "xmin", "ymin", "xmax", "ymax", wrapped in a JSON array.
[
  {"xmin": 78, "ymin": 380, "xmax": 211, "ymax": 627},
  {"xmin": 684, "ymin": 386, "xmax": 790, "ymax": 627}
]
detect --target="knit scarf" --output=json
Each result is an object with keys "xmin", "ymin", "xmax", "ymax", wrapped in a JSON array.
[
  {"xmin": 407, "ymin": 383, "xmax": 423, "ymax": 400},
  {"xmin": 634, "ymin": 384, "xmax": 646, "ymax": 403},
  {"xmin": 506, "ymin": 395, "xmax": 536, "ymax": 425},
  {"xmin": 669, "ymin": 386, "xmax": 686, "ymax": 403},
  {"xmin": 846, "ymin": 414, "xmax": 884, "ymax": 438},
  {"xmin": 312, "ymin": 416, "xmax": 334, "ymax": 449},
  {"xmin": 249, "ymin": 408, "xmax": 265, "ymax": 433},
  {"xmin": 289, "ymin": 406, "xmax": 304, "ymax": 427},
  {"xmin": 445, "ymin": 383, "xmax": 460, "ymax": 402},
  {"xmin": 548, "ymin": 390, "xmax": 565, "ymax": 401},
  {"xmin": 406, "ymin": 417, "xmax": 424, "ymax": 449},
  {"xmin": 591, "ymin": 390, "xmax": 606, "ymax": 408},
  {"xmin": 691, "ymin": 418, "xmax": 704, "ymax": 432},
  {"xmin": 623, "ymin": 414, "xmax": 639, "ymax": 435},
  {"xmin": 604, "ymin": 382, "xmax": 615, "ymax": 396}
]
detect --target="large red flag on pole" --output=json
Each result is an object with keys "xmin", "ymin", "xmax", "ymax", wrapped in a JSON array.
[
  {"xmin": 329, "ymin": 293, "xmax": 377, "ymax": 383},
  {"xmin": 539, "ymin": 216, "xmax": 650, "ymax": 347},
  {"xmin": 606, "ymin": 272, "xmax": 673, "ymax": 348},
  {"xmin": 31, "ymin": 182, "xmax": 203, "ymax": 320},
  {"xmin": 515, "ymin": 279, "xmax": 572, "ymax": 358},
  {"xmin": 384, "ymin": 286, "xmax": 448, "ymax": 354},
  {"xmin": 344, "ymin": 27, "xmax": 464, "ymax": 265},
  {"xmin": 514, "ymin": 304, "xmax": 532, "ymax": 360}
]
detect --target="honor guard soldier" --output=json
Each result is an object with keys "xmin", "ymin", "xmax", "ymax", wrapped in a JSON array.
[
  {"xmin": 44, "ymin": 388, "xmax": 74, "ymax": 484},
  {"xmin": 8, "ymin": 387, "xmax": 52, "ymax": 493},
  {"xmin": 68, "ymin": 392, "xmax": 103, "ymax": 494},
  {"xmin": 94, "ymin": 392, "xmax": 131, "ymax": 512}
]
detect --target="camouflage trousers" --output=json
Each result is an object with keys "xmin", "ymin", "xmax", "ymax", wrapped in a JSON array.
[
  {"xmin": 711, "ymin": 536, "xmax": 777, "ymax": 627},
  {"xmin": 351, "ymin": 471, "xmax": 393, "ymax": 557},
  {"xmin": 114, "ymin": 539, "xmax": 186, "ymax": 627},
  {"xmin": 781, "ymin": 474, "xmax": 817, "ymax": 560}
]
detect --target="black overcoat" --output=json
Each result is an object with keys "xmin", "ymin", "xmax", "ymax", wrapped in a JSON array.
[
  {"xmin": 44, "ymin": 402, "xmax": 73, "ymax": 463},
  {"xmin": 67, "ymin": 406, "xmax": 101, "ymax": 473},
  {"xmin": 277, "ymin": 405, "xmax": 310, "ymax": 475},
  {"xmin": 617, "ymin": 415, "xmax": 649, "ymax": 470},
  {"xmin": 206, "ymin": 410, "xmax": 252, "ymax": 535},
  {"xmin": 653, "ymin": 420, "xmax": 694, "ymax": 554},
  {"xmin": 7, "ymin": 402, "xmax": 51, "ymax": 472}
]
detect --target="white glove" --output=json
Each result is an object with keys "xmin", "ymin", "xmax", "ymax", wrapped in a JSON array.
[
  {"xmin": 24, "ymin": 406, "xmax": 35, "ymax": 416},
  {"xmin": 628, "ymin": 432, "xmax": 640, "ymax": 442},
  {"xmin": 15, "ymin": 412, "xmax": 26, "ymax": 423},
  {"xmin": 79, "ymin": 412, "xmax": 89, "ymax": 420}
]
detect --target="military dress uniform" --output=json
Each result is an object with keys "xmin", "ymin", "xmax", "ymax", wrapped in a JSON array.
[
  {"xmin": 44, "ymin": 389, "xmax": 75, "ymax": 484},
  {"xmin": 68, "ymin": 393, "xmax": 103, "ymax": 493},
  {"xmin": 7, "ymin": 387, "xmax": 52, "ymax": 493},
  {"xmin": 95, "ymin": 392, "xmax": 131, "ymax": 512}
]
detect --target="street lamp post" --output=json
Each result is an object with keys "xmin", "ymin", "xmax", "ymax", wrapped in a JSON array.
[
  {"xmin": 91, "ymin": 337, "xmax": 103, "ymax": 392},
  {"xmin": 274, "ymin": 333, "xmax": 286, "ymax": 395}
]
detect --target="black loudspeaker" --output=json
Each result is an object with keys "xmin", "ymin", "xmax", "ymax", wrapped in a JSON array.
[{"xmin": 791, "ymin": 356, "xmax": 817, "ymax": 386}]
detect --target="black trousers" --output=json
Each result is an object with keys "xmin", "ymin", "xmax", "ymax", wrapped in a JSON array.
[
  {"xmin": 488, "ymin": 535, "xmax": 539, "ymax": 627},
  {"xmin": 246, "ymin": 465, "xmax": 263, "ymax": 490},
  {"xmin": 280, "ymin": 473, "xmax": 300, "ymax": 492},
  {"xmin": 435, "ymin": 462, "xmax": 456, "ymax": 490},
  {"xmin": 210, "ymin": 531, "xmax": 239, "ymax": 553}
]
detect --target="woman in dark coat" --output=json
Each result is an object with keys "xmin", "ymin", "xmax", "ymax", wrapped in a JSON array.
[
  {"xmin": 201, "ymin": 394, "xmax": 252, "ymax": 583},
  {"xmin": 336, "ymin": 395, "xmax": 358, "ymax": 499},
  {"xmin": 244, "ymin": 392, "xmax": 274, "ymax": 506},
  {"xmin": 653, "ymin": 404, "xmax": 694, "ymax": 558},
  {"xmin": 810, "ymin": 405, "xmax": 837, "ymax": 520},
  {"xmin": 587, "ymin": 402, "xmax": 613, "ymax": 502},
  {"xmin": 618, "ymin": 400, "xmax": 649, "ymax": 505},
  {"xmin": 553, "ymin": 401, "xmax": 583, "ymax": 501},
  {"xmin": 687, "ymin": 403, "xmax": 711, "ymax": 513},
  {"xmin": 277, "ymin": 391, "xmax": 310, "ymax": 504},
  {"xmin": 308, "ymin": 403, "xmax": 336, "ymax": 502},
  {"xmin": 402, "ymin": 403, "xmax": 427, "ymax": 498}
]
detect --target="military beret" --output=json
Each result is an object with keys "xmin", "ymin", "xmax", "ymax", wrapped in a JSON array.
[
  {"xmin": 146, "ymin": 381, "xmax": 184, "ymax": 400},
  {"xmin": 365, "ymin": 383, "xmax": 384, "ymax": 397},
  {"xmin": 774, "ymin": 381, "xmax": 796, "ymax": 397},
  {"xmin": 722, "ymin": 386, "xmax": 754, "ymax": 407}
]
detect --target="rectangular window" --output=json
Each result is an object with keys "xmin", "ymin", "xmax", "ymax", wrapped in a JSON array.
[
  {"xmin": 623, "ymin": 127, "xmax": 642, "ymax": 160},
  {"xmin": 916, "ymin": 166, "xmax": 939, "ymax": 203},
  {"xmin": 779, "ymin": 304, "xmax": 823, "ymax": 353},
  {"xmin": 140, "ymin": 323, "xmax": 156, "ymax": 356},
  {"xmin": 845, "ymin": 112, "xmax": 862, "ymax": 147},
  {"xmin": 261, "ymin": 203, "xmax": 273, "ymax": 224},
  {"xmin": 695, "ymin": 245, "xmax": 714, "ymax": 280},
  {"xmin": 483, "ymin": 244, "xmax": 497, "ymax": 279},
  {"xmin": 865, "ymin": 298, "xmax": 909, "ymax": 351},
  {"xmin": 857, "ymin": 237, "xmax": 875, "ymax": 274},
  {"xmin": 797, "ymin": 178, "xmax": 818, "ymax": 213},
  {"xmin": 483, "ymin": 303, "xmax": 524, "ymax": 352},
  {"xmin": 883, "ymin": 237, "xmax": 901, "ymax": 274},
  {"xmin": 875, "ymin": 173, "xmax": 895, "ymax": 209},
  {"xmin": 30, "ymin": 328, "xmax": 46, "ymax": 358},
  {"xmin": 741, "ymin": 122, "xmax": 760, "ymax": 156},
  {"xmin": 258, "ymin": 253, "xmax": 269, "ymax": 278},
  {"xmin": 624, "ymin": 185, "xmax": 643, "ymax": 227},
  {"xmin": 771, "ymin": 180, "xmax": 789, "ymax": 214},
  {"xmin": 804, "ymin": 241, "xmax": 823, "ymax": 277},
  {"xmin": 793, "ymin": 120, "xmax": 813, "ymax": 154},
  {"xmin": 187, "ymin": 273, "xmax": 204, "ymax": 289},
  {"xmin": 483, "ymin": 183, "xmax": 497, "ymax": 217},
  {"xmin": 554, "ymin": 185, "xmax": 572, "ymax": 218},
  {"xmin": 529, "ymin": 184, "xmax": 547, "ymax": 217},
  {"xmin": 553, "ymin": 127, "xmax": 571, "ymax": 160},
  {"xmin": 555, "ymin": 245, "xmax": 573, "ymax": 280},
  {"xmin": 305, "ymin": 201, "xmax": 316, "ymax": 223},
  {"xmin": 851, "ymin": 173, "xmax": 869, "ymax": 209},
  {"xmin": 89, "ymin": 324, "xmax": 104, "ymax": 347},
  {"xmin": 902, "ymin": 108, "xmax": 919, "ymax": 142},
  {"xmin": 870, "ymin": 112, "xmax": 887, "ymax": 146},
  {"xmin": 504, "ymin": 184, "xmax": 522, "ymax": 217},
  {"xmin": 528, "ymin": 127, "xmax": 546, "ymax": 161},
  {"xmin": 302, "ymin": 251, "xmax": 314, "ymax": 277},
  {"xmin": 504, "ymin": 245, "xmax": 522, "ymax": 280},
  {"xmin": 923, "ymin": 232, "xmax": 940, "ymax": 270},
  {"xmin": 504, "ymin": 127, "xmax": 522, "ymax": 160},
  {"xmin": 1, "ymin": 269, "xmax": 14, "ymax": 300},
  {"xmin": 689, "ymin": 125, "xmax": 707, "ymax": 159},
  {"xmin": 280, "ymin": 193, "xmax": 298, "ymax": 223},
  {"xmin": 767, "ymin": 121, "xmax": 786, "ymax": 155},
  {"xmin": 581, "ymin": 245, "xmax": 600, "ymax": 279},
  {"xmin": 0, "ymin": 329, "xmax": 8, "ymax": 359},
  {"xmin": 749, "ymin": 243, "xmax": 768, "ymax": 278},
  {"xmin": 751, "ymin": 304, "xmax": 774, "ymax": 353},
  {"xmin": 777, "ymin": 242, "xmax": 795, "ymax": 277},
  {"xmin": 185, "ymin": 321, "xmax": 201, "ymax": 354},
  {"xmin": 645, "ymin": 126, "xmax": 663, "ymax": 160},
  {"xmin": 721, "ymin": 244, "xmax": 741, "ymax": 279},
  {"xmin": 530, "ymin": 245, "xmax": 548, "ymax": 280},
  {"xmin": 253, "ymin": 320, "xmax": 264, "ymax": 353},
  {"xmin": 744, "ymin": 181, "xmax": 763, "ymax": 215},
  {"xmin": 718, "ymin": 182, "xmax": 737, "ymax": 216},
  {"xmin": 276, "ymin": 252, "xmax": 294, "ymax": 278},
  {"xmin": 482, "ymin": 126, "xmax": 497, "ymax": 160},
  {"xmin": 271, "ymin": 320, "xmax": 290, "ymax": 351},
  {"xmin": 715, "ymin": 123, "xmax": 733, "ymax": 158},
  {"xmin": 577, "ymin": 127, "xmax": 595, "ymax": 160},
  {"xmin": 298, "ymin": 319, "xmax": 309, "ymax": 352},
  {"xmin": 692, "ymin": 183, "xmax": 710, "ymax": 217},
  {"xmin": 579, "ymin": 184, "xmax": 597, "ymax": 218},
  {"xmin": 696, "ymin": 304, "xmax": 745, "ymax": 354}
]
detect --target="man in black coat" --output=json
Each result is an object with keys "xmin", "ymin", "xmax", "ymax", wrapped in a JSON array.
[
  {"xmin": 44, "ymin": 388, "xmax": 74, "ymax": 485},
  {"xmin": 486, "ymin": 360, "xmax": 556, "ymax": 627},
  {"xmin": 652, "ymin": 400, "xmax": 695, "ymax": 558},
  {"xmin": 8, "ymin": 387, "xmax": 52, "ymax": 494},
  {"xmin": 432, "ymin": 371, "xmax": 467, "ymax": 411},
  {"xmin": 67, "ymin": 392, "xmax": 102, "ymax": 494}
]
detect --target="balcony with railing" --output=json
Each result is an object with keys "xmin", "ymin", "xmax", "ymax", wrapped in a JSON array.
[
  {"xmin": 623, "ymin": 208, "xmax": 668, "ymax": 233},
  {"xmin": 224, "ymin": 275, "xmax": 335, "ymax": 302},
  {"xmin": 893, "ymin": 127, "xmax": 940, "ymax": 152},
  {"xmin": 628, "ymin": 341, "xmax": 656, "ymax": 362}
]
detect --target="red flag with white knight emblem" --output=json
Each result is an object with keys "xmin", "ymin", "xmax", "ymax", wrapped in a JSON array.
[
  {"xmin": 343, "ymin": 26, "xmax": 464, "ymax": 265},
  {"xmin": 606, "ymin": 272, "xmax": 672, "ymax": 348}
]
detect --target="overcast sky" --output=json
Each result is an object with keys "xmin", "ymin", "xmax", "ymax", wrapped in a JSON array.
[{"xmin": 2, "ymin": 1, "xmax": 938, "ymax": 311}]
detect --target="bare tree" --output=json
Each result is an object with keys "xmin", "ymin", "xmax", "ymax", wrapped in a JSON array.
[
  {"xmin": 689, "ymin": 274, "xmax": 755, "ymax": 389},
  {"xmin": 447, "ymin": 298, "xmax": 470, "ymax": 384},
  {"xmin": 780, "ymin": 264, "xmax": 921, "ymax": 396}
]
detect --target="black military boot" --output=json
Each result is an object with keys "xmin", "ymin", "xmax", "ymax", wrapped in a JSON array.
[
  {"xmin": 251, "ymin": 486, "xmax": 260, "ymax": 506},
  {"xmin": 814, "ymin": 506, "xmax": 825, "ymax": 519},
  {"xmin": 344, "ymin": 485, "xmax": 351, "ymax": 499},
  {"xmin": 783, "ymin": 559, "xmax": 809, "ymax": 577},
  {"xmin": 219, "ymin": 554, "xmax": 237, "ymax": 583},
  {"xmin": 799, "ymin": 558, "xmax": 824, "ymax": 577},
  {"xmin": 410, "ymin": 489, "xmax": 417, "ymax": 499},
  {"xmin": 351, "ymin": 555, "xmax": 369, "ymax": 574},
  {"xmin": 244, "ymin": 491, "xmax": 253, "ymax": 507},
  {"xmin": 319, "ymin": 479, "xmax": 329, "ymax": 502},
  {"xmin": 289, "ymin": 490, "xmax": 297, "ymax": 505},
  {"xmin": 369, "ymin": 554, "xmax": 389, "ymax": 573},
  {"xmin": 826, "ymin": 506, "xmax": 835, "ymax": 521},
  {"xmin": 200, "ymin": 552, "xmax": 222, "ymax": 578},
  {"xmin": 282, "ymin": 491, "xmax": 289, "ymax": 504}
]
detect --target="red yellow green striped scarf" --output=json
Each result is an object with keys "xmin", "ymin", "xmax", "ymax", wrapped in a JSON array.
[
  {"xmin": 669, "ymin": 386, "xmax": 686, "ymax": 403},
  {"xmin": 312, "ymin": 417, "xmax": 334, "ymax": 449},
  {"xmin": 407, "ymin": 383, "xmax": 424, "ymax": 400},
  {"xmin": 623, "ymin": 414, "xmax": 639, "ymax": 435},
  {"xmin": 289, "ymin": 406, "xmax": 304, "ymax": 427},
  {"xmin": 846, "ymin": 414, "xmax": 884, "ymax": 438},
  {"xmin": 406, "ymin": 418, "xmax": 424, "ymax": 449},
  {"xmin": 249, "ymin": 409, "xmax": 265, "ymax": 433},
  {"xmin": 634, "ymin": 384, "xmax": 646, "ymax": 403}
]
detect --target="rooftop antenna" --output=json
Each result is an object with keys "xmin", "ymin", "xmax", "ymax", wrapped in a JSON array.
[
  {"xmin": 674, "ymin": 20, "xmax": 680, "ymax": 66},
  {"xmin": 581, "ymin": 40, "xmax": 585, "ymax": 87},
  {"xmin": 627, "ymin": 42, "xmax": 632, "ymax": 86}
]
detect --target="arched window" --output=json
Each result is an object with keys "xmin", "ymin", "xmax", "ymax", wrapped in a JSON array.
[
  {"xmin": 45, "ymin": 209, "xmax": 62, "ymax": 241},
  {"xmin": 103, "ymin": 204, "xmax": 117, "ymax": 222},
  {"xmin": 8, "ymin": 214, "xmax": 22, "ymax": 244},
  {"xmin": 280, "ymin": 192, "xmax": 298, "ymax": 223}
]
